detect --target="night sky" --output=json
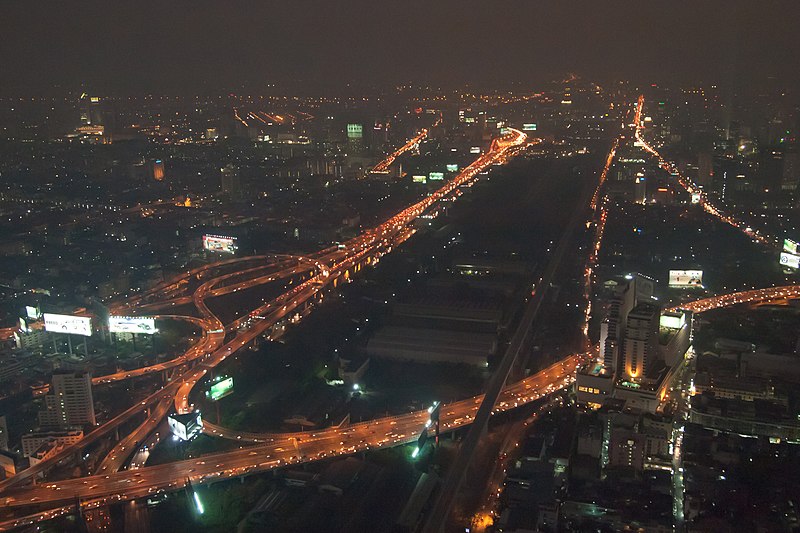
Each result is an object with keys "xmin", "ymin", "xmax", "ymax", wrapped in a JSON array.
[{"xmin": 2, "ymin": 0, "xmax": 799, "ymax": 93}]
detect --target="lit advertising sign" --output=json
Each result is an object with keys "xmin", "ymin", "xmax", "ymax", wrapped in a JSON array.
[
  {"xmin": 446, "ymin": 164, "xmax": 459, "ymax": 172},
  {"xmin": 206, "ymin": 377, "xmax": 234, "ymax": 401},
  {"xmin": 429, "ymin": 172, "xmax": 444, "ymax": 181},
  {"xmin": 109, "ymin": 316, "xmax": 157, "ymax": 335},
  {"xmin": 412, "ymin": 175, "xmax": 427, "ymax": 184},
  {"xmin": 43, "ymin": 313, "xmax": 92, "ymax": 337},
  {"xmin": 691, "ymin": 193, "xmax": 701, "ymax": 204},
  {"xmin": 25, "ymin": 306, "xmax": 40, "ymax": 320},
  {"xmin": 168, "ymin": 412, "xmax": 203, "ymax": 442},
  {"xmin": 523, "ymin": 123, "xmax": 538, "ymax": 131},
  {"xmin": 203, "ymin": 234, "xmax": 238, "ymax": 254},
  {"xmin": 346, "ymin": 124, "xmax": 363, "ymax": 139},
  {"xmin": 470, "ymin": 146, "xmax": 481, "ymax": 154},
  {"xmin": 780, "ymin": 239, "xmax": 800, "ymax": 269},
  {"xmin": 780, "ymin": 252, "xmax": 800, "ymax": 269},
  {"xmin": 668, "ymin": 270, "xmax": 703, "ymax": 288},
  {"xmin": 659, "ymin": 313, "xmax": 686, "ymax": 330}
]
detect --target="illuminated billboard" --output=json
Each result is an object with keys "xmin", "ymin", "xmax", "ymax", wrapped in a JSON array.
[
  {"xmin": 428, "ymin": 172, "xmax": 444, "ymax": 181},
  {"xmin": 446, "ymin": 164, "xmax": 459, "ymax": 172},
  {"xmin": 43, "ymin": 313, "xmax": 92, "ymax": 337},
  {"xmin": 346, "ymin": 124, "xmax": 363, "ymax": 139},
  {"xmin": 780, "ymin": 252, "xmax": 800, "ymax": 269},
  {"xmin": 109, "ymin": 316, "xmax": 157, "ymax": 335},
  {"xmin": 203, "ymin": 234, "xmax": 238, "ymax": 254},
  {"xmin": 780, "ymin": 239, "xmax": 800, "ymax": 269},
  {"xmin": 168, "ymin": 412, "xmax": 203, "ymax": 442},
  {"xmin": 25, "ymin": 306, "xmax": 40, "ymax": 320},
  {"xmin": 522, "ymin": 123, "xmax": 538, "ymax": 131},
  {"xmin": 691, "ymin": 193, "xmax": 701, "ymax": 204},
  {"xmin": 206, "ymin": 377, "xmax": 234, "ymax": 401},
  {"xmin": 470, "ymin": 146, "xmax": 481, "ymax": 154},
  {"xmin": 659, "ymin": 312, "xmax": 687, "ymax": 330},
  {"xmin": 668, "ymin": 270, "xmax": 703, "ymax": 288},
  {"xmin": 412, "ymin": 175, "xmax": 427, "ymax": 184}
]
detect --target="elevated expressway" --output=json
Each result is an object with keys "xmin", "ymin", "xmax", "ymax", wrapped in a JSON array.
[
  {"xmin": 6, "ymin": 281, "xmax": 800, "ymax": 530},
  {"xmin": 2, "ymin": 126, "xmax": 800, "ymax": 530},
  {"xmin": 0, "ymin": 128, "xmax": 528, "ymax": 527}
]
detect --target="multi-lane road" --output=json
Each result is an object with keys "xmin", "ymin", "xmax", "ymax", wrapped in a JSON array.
[
  {"xmin": 634, "ymin": 95, "xmax": 776, "ymax": 248},
  {"xmin": 0, "ymin": 356, "xmax": 580, "ymax": 527},
  {"xmin": 2, "ymin": 116, "xmax": 800, "ymax": 531},
  {"xmin": 0, "ymin": 128, "xmax": 530, "ymax": 529}
]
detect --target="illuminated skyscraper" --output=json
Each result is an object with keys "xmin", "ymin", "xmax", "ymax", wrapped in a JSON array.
[
  {"xmin": 0, "ymin": 416, "xmax": 8, "ymax": 451},
  {"xmin": 600, "ymin": 274, "xmax": 654, "ymax": 375},
  {"xmin": 782, "ymin": 150, "xmax": 798, "ymax": 191},
  {"xmin": 221, "ymin": 164, "xmax": 242, "ymax": 200},
  {"xmin": 151, "ymin": 159, "xmax": 165, "ymax": 181},
  {"xmin": 79, "ymin": 94, "xmax": 104, "ymax": 127},
  {"xmin": 38, "ymin": 372, "xmax": 96, "ymax": 428},
  {"xmin": 697, "ymin": 152, "xmax": 713, "ymax": 188},
  {"xmin": 620, "ymin": 302, "xmax": 660, "ymax": 381},
  {"xmin": 634, "ymin": 174, "xmax": 647, "ymax": 204}
]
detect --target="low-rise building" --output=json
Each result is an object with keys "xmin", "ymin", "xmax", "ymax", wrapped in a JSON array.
[{"xmin": 21, "ymin": 429, "xmax": 84, "ymax": 457}]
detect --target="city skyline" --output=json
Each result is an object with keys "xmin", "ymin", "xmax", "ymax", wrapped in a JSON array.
[{"xmin": 1, "ymin": 3, "xmax": 800, "ymax": 532}]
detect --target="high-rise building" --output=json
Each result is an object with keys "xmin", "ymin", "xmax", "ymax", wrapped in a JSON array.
[
  {"xmin": 0, "ymin": 415, "xmax": 8, "ymax": 451},
  {"xmin": 220, "ymin": 164, "xmax": 242, "ymax": 200},
  {"xmin": 38, "ymin": 372, "xmax": 96, "ymax": 428},
  {"xmin": 600, "ymin": 274, "xmax": 655, "ymax": 374},
  {"xmin": 782, "ymin": 150, "xmax": 798, "ymax": 191},
  {"xmin": 697, "ymin": 152, "xmax": 713, "ymax": 188},
  {"xmin": 620, "ymin": 302, "xmax": 660, "ymax": 381},
  {"xmin": 76, "ymin": 94, "xmax": 113, "ymax": 143},
  {"xmin": 634, "ymin": 174, "xmax": 647, "ymax": 204},
  {"xmin": 79, "ymin": 95, "xmax": 104, "ymax": 128},
  {"xmin": 151, "ymin": 159, "xmax": 165, "ymax": 181},
  {"xmin": 346, "ymin": 123, "xmax": 365, "ymax": 154}
]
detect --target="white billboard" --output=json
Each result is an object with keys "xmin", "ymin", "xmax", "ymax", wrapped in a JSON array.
[
  {"xmin": 668, "ymin": 270, "xmax": 703, "ymax": 288},
  {"xmin": 203, "ymin": 234, "xmax": 237, "ymax": 254},
  {"xmin": 25, "ymin": 306, "xmax": 40, "ymax": 319},
  {"xmin": 168, "ymin": 412, "xmax": 203, "ymax": 441},
  {"xmin": 780, "ymin": 252, "xmax": 800, "ymax": 269},
  {"xmin": 43, "ymin": 313, "xmax": 92, "ymax": 336},
  {"xmin": 109, "ymin": 316, "xmax": 157, "ymax": 335}
]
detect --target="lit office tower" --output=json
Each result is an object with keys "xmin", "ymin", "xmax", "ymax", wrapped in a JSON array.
[
  {"xmin": 697, "ymin": 153, "xmax": 713, "ymax": 188},
  {"xmin": 220, "ymin": 164, "xmax": 242, "ymax": 200},
  {"xmin": 39, "ymin": 372, "xmax": 96, "ymax": 428},
  {"xmin": 346, "ymin": 123, "xmax": 365, "ymax": 154},
  {"xmin": 634, "ymin": 174, "xmax": 647, "ymax": 204},
  {"xmin": 620, "ymin": 302, "xmax": 660, "ymax": 380},
  {"xmin": 151, "ymin": 159, "xmax": 165, "ymax": 181},
  {"xmin": 79, "ymin": 94, "xmax": 104, "ymax": 127},
  {"xmin": 0, "ymin": 415, "xmax": 8, "ymax": 451},
  {"xmin": 782, "ymin": 150, "xmax": 798, "ymax": 191},
  {"xmin": 600, "ymin": 274, "xmax": 655, "ymax": 375}
]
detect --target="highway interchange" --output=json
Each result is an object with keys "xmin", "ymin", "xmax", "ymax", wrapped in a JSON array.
[{"xmin": 1, "ymin": 110, "xmax": 798, "ymax": 531}]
